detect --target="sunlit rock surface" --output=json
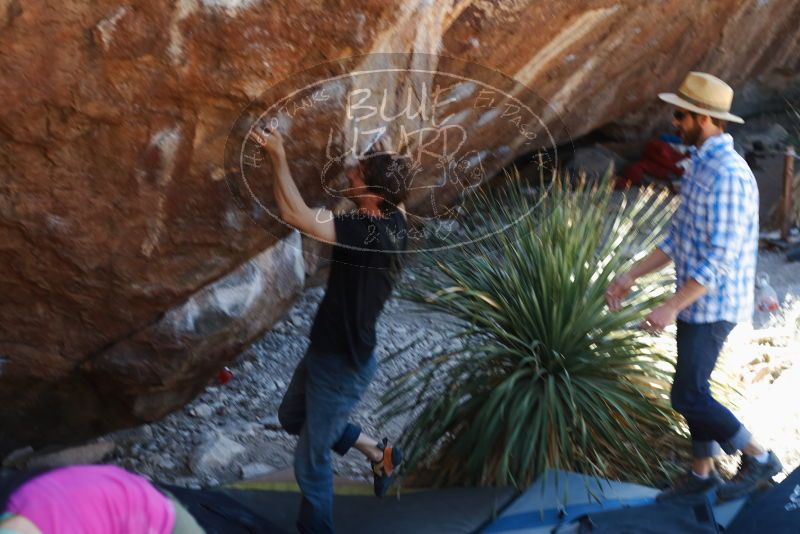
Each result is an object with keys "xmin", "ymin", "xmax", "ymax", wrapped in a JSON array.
[{"xmin": 0, "ymin": 0, "xmax": 797, "ymax": 454}]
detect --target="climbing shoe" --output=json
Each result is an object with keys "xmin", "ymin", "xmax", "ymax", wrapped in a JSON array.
[{"xmin": 371, "ymin": 437, "xmax": 403, "ymax": 498}]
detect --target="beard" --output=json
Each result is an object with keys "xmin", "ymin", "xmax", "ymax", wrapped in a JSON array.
[{"xmin": 680, "ymin": 121, "xmax": 703, "ymax": 146}]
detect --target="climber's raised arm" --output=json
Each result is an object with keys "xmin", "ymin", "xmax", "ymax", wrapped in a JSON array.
[{"xmin": 250, "ymin": 126, "xmax": 336, "ymax": 243}]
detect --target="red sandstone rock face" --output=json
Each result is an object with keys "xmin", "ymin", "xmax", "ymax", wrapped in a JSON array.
[{"xmin": 0, "ymin": 0, "xmax": 798, "ymax": 454}]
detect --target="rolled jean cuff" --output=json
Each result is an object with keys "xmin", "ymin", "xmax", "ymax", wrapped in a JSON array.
[
  {"xmin": 720, "ymin": 424, "xmax": 752, "ymax": 454},
  {"xmin": 332, "ymin": 423, "xmax": 361, "ymax": 456},
  {"xmin": 692, "ymin": 439, "xmax": 722, "ymax": 458}
]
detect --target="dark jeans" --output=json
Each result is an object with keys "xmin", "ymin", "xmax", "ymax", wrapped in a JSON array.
[
  {"xmin": 278, "ymin": 348, "xmax": 377, "ymax": 534},
  {"xmin": 672, "ymin": 320, "xmax": 752, "ymax": 458}
]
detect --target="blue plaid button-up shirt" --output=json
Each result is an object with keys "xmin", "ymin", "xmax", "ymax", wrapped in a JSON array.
[{"xmin": 658, "ymin": 133, "xmax": 759, "ymax": 324}]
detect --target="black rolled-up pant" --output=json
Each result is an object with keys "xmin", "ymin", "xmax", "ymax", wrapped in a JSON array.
[{"xmin": 671, "ymin": 320, "xmax": 752, "ymax": 458}]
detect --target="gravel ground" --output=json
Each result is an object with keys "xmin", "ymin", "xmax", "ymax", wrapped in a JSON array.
[
  {"xmin": 94, "ymin": 249, "xmax": 799, "ymax": 488},
  {"xmin": 104, "ymin": 270, "xmax": 462, "ymax": 488}
]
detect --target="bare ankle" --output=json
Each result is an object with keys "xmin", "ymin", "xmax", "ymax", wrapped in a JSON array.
[
  {"xmin": 365, "ymin": 448, "xmax": 383, "ymax": 463},
  {"xmin": 354, "ymin": 433, "xmax": 383, "ymax": 462},
  {"xmin": 692, "ymin": 457, "xmax": 714, "ymax": 477},
  {"xmin": 742, "ymin": 440, "xmax": 766, "ymax": 457}
]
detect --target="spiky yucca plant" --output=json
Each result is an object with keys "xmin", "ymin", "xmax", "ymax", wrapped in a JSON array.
[{"xmin": 382, "ymin": 171, "xmax": 688, "ymax": 488}]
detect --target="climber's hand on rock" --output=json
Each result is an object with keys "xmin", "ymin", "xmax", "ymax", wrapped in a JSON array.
[
  {"xmin": 251, "ymin": 125, "xmax": 285, "ymax": 156},
  {"xmin": 373, "ymin": 135, "xmax": 395, "ymax": 154}
]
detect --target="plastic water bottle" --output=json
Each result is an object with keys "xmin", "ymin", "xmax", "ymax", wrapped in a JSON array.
[{"xmin": 755, "ymin": 273, "xmax": 780, "ymax": 312}]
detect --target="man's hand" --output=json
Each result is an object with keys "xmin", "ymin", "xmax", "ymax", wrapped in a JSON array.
[
  {"xmin": 640, "ymin": 302, "xmax": 678, "ymax": 333},
  {"xmin": 605, "ymin": 273, "xmax": 635, "ymax": 311},
  {"xmin": 250, "ymin": 125, "xmax": 285, "ymax": 157}
]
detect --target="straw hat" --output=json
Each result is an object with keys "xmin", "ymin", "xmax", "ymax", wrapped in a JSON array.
[{"xmin": 658, "ymin": 72, "xmax": 745, "ymax": 124}]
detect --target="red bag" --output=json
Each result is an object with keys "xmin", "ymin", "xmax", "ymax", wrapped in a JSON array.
[{"xmin": 617, "ymin": 139, "xmax": 687, "ymax": 189}]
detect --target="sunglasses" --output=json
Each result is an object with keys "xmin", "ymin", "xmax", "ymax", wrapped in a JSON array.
[{"xmin": 673, "ymin": 109, "xmax": 695, "ymax": 120}]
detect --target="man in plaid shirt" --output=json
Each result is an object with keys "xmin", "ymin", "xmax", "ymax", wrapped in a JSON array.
[{"xmin": 606, "ymin": 72, "xmax": 782, "ymax": 501}]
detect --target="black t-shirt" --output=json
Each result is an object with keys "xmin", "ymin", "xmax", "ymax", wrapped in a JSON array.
[{"xmin": 308, "ymin": 210, "xmax": 408, "ymax": 368}]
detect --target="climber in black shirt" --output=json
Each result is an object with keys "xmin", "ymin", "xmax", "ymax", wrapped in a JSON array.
[{"xmin": 251, "ymin": 127, "xmax": 410, "ymax": 534}]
